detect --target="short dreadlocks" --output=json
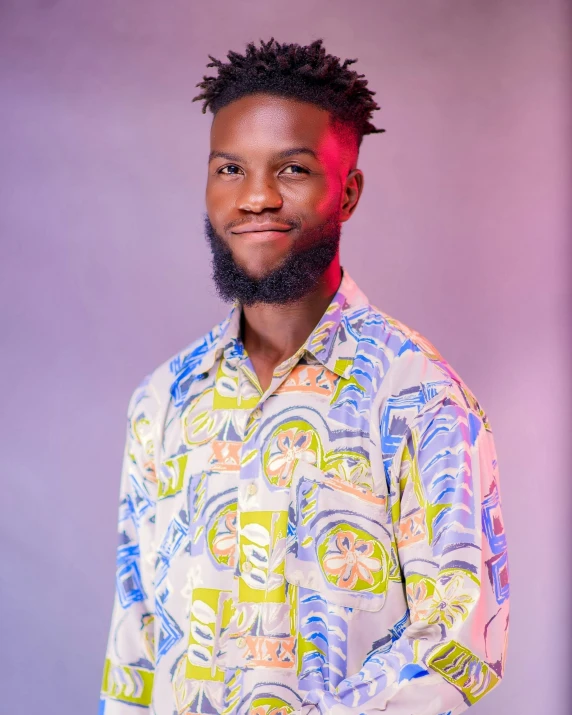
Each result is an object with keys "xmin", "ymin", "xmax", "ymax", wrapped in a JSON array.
[{"xmin": 193, "ymin": 37, "xmax": 384, "ymax": 149}]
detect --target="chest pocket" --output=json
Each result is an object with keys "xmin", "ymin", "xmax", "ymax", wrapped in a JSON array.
[{"xmin": 285, "ymin": 461, "xmax": 394, "ymax": 612}]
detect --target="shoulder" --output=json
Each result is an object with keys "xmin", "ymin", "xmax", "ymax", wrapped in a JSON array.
[
  {"xmin": 126, "ymin": 316, "xmax": 227, "ymax": 422},
  {"xmin": 361, "ymin": 304, "xmax": 490, "ymax": 442},
  {"xmin": 359, "ymin": 303, "xmax": 461, "ymax": 389}
]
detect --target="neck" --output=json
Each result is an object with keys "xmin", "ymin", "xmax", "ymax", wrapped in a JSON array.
[{"xmin": 240, "ymin": 257, "xmax": 342, "ymax": 366}]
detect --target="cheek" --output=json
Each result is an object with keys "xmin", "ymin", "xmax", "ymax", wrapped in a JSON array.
[
  {"xmin": 287, "ymin": 175, "xmax": 339, "ymax": 222},
  {"xmin": 206, "ymin": 179, "xmax": 236, "ymax": 213},
  {"xmin": 310, "ymin": 174, "xmax": 341, "ymax": 217}
]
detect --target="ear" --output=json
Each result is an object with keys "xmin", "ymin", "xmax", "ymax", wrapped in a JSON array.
[{"xmin": 340, "ymin": 168, "xmax": 364, "ymax": 222}]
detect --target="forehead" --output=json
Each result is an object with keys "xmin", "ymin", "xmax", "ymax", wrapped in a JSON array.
[{"xmin": 209, "ymin": 93, "xmax": 335, "ymax": 151}]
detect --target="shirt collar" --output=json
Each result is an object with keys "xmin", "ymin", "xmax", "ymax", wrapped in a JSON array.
[{"xmin": 194, "ymin": 268, "xmax": 370, "ymax": 379}]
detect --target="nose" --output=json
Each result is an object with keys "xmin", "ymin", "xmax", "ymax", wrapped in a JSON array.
[{"xmin": 236, "ymin": 172, "xmax": 283, "ymax": 213}]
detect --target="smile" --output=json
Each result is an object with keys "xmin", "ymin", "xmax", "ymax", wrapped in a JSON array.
[{"xmin": 232, "ymin": 229, "xmax": 292, "ymax": 241}]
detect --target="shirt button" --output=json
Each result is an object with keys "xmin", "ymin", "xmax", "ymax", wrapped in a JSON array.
[
  {"xmin": 252, "ymin": 408, "xmax": 262, "ymax": 419},
  {"xmin": 242, "ymin": 561, "xmax": 252, "ymax": 573},
  {"xmin": 236, "ymin": 637, "xmax": 246, "ymax": 649},
  {"xmin": 247, "ymin": 482, "xmax": 258, "ymax": 496}
]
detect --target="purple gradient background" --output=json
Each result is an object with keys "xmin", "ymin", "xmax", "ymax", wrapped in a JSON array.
[{"xmin": 1, "ymin": 1, "xmax": 570, "ymax": 714}]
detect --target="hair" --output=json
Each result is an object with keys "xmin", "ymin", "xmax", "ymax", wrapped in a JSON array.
[{"xmin": 192, "ymin": 37, "xmax": 384, "ymax": 150}]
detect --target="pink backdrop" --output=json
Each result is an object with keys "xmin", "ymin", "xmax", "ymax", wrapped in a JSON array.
[{"xmin": 1, "ymin": 1, "xmax": 570, "ymax": 713}]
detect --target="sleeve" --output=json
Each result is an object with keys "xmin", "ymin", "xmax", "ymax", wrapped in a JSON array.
[
  {"xmin": 100, "ymin": 377, "xmax": 159, "ymax": 714},
  {"xmin": 299, "ymin": 386, "xmax": 510, "ymax": 715}
]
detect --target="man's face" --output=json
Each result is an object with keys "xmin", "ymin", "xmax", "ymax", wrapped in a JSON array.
[{"xmin": 205, "ymin": 93, "xmax": 362, "ymax": 304}]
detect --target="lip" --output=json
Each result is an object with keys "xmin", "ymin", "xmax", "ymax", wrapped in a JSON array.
[
  {"xmin": 232, "ymin": 224, "xmax": 292, "ymax": 234},
  {"xmin": 233, "ymin": 229, "xmax": 293, "ymax": 242}
]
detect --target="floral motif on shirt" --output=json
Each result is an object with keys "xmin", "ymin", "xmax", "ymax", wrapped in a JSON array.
[
  {"xmin": 322, "ymin": 530, "xmax": 381, "ymax": 589},
  {"xmin": 263, "ymin": 421, "xmax": 322, "ymax": 488},
  {"xmin": 406, "ymin": 573, "xmax": 475, "ymax": 628}
]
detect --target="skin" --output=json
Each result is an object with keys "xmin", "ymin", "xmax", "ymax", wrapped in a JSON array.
[{"xmin": 205, "ymin": 92, "xmax": 365, "ymax": 392}]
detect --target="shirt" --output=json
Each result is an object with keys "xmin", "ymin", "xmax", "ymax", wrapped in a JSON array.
[{"xmin": 100, "ymin": 268, "xmax": 509, "ymax": 715}]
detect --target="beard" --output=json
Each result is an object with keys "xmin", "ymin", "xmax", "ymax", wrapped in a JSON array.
[{"xmin": 203, "ymin": 212, "xmax": 341, "ymax": 306}]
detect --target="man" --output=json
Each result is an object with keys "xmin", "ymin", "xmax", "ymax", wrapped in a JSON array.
[{"xmin": 100, "ymin": 37, "xmax": 509, "ymax": 715}]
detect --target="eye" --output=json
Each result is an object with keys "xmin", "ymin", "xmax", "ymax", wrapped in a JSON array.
[
  {"xmin": 281, "ymin": 164, "xmax": 309, "ymax": 175},
  {"xmin": 217, "ymin": 165, "xmax": 243, "ymax": 175}
]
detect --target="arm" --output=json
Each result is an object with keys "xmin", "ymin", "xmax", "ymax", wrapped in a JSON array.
[
  {"xmin": 100, "ymin": 378, "xmax": 159, "ymax": 713},
  {"xmin": 300, "ymin": 386, "xmax": 509, "ymax": 715}
]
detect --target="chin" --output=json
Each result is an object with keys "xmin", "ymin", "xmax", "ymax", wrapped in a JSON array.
[
  {"xmin": 236, "ymin": 261, "xmax": 279, "ymax": 281},
  {"xmin": 233, "ymin": 251, "xmax": 289, "ymax": 279}
]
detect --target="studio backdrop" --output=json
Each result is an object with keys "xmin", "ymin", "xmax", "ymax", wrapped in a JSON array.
[{"xmin": 1, "ymin": 2, "xmax": 570, "ymax": 715}]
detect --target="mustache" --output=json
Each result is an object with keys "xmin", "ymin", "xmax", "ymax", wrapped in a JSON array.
[{"xmin": 225, "ymin": 215, "xmax": 302, "ymax": 233}]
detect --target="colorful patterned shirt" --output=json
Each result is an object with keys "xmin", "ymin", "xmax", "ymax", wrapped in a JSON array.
[{"xmin": 100, "ymin": 269, "xmax": 509, "ymax": 715}]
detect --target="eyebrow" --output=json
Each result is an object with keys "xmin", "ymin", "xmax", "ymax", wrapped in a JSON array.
[{"xmin": 208, "ymin": 147, "xmax": 319, "ymax": 163}]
